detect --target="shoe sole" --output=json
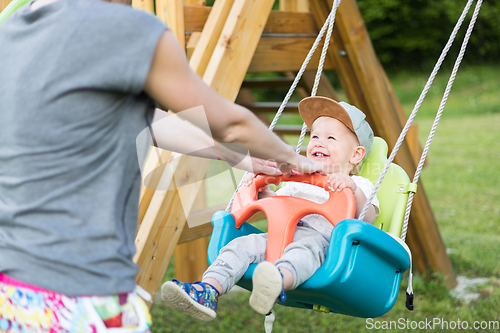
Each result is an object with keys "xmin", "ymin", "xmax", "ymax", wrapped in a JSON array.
[
  {"xmin": 249, "ymin": 261, "xmax": 283, "ymax": 315},
  {"xmin": 161, "ymin": 281, "xmax": 216, "ymax": 322}
]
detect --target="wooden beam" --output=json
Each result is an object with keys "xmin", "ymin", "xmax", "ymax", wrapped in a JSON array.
[
  {"xmin": 1, "ymin": 0, "xmax": 12, "ymax": 12},
  {"xmin": 241, "ymin": 77, "xmax": 295, "ymax": 89},
  {"xmin": 185, "ymin": 6, "xmax": 317, "ymax": 34},
  {"xmin": 310, "ymin": 0, "xmax": 455, "ymax": 287},
  {"xmin": 407, "ymin": 124, "xmax": 425, "ymax": 168},
  {"xmin": 131, "ymin": 0, "xmax": 155, "ymax": 14},
  {"xmin": 157, "ymin": 0, "xmax": 186, "ymax": 47},
  {"xmin": 174, "ymin": 182, "xmax": 209, "ymax": 282},
  {"xmin": 138, "ymin": 149, "xmax": 173, "ymax": 225},
  {"xmin": 280, "ymin": 0, "xmax": 309, "ymax": 12}
]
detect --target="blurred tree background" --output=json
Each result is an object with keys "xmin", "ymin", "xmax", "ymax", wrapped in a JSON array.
[
  {"xmin": 205, "ymin": 0, "xmax": 498, "ymax": 72},
  {"xmin": 356, "ymin": 0, "xmax": 499, "ymax": 72}
]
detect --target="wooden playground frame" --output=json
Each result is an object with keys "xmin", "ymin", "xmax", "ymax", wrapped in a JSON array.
[{"xmin": 0, "ymin": 0, "xmax": 457, "ymax": 303}]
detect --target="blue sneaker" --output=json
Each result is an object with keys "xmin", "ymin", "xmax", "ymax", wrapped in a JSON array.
[{"xmin": 161, "ymin": 279, "xmax": 219, "ymax": 321}]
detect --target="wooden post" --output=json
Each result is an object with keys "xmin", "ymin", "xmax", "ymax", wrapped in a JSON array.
[
  {"xmin": 134, "ymin": 0, "xmax": 275, "ymax": 301},
  {"xmin": 189, "ymin": 0, "xmax": 236, "ymax": 76},
  {"xmin": 202, "ymin": 0, "xmax": 276, "ymax": 101},
  {"xmin": 154, "ymin": 0, "xmax": 209, "ymax": 283},
  {"xmin": 131, "ymin": 0, "xmax": 155, "ymax": 14},
  {"xmin": 309, "ymin": 0, "xmax": 456, "ymax": 287}
]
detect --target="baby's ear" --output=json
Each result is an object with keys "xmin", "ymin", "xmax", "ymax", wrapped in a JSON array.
[{"xmin": 350, "ymin": 146, "xmax": 366, "ymax": 165}]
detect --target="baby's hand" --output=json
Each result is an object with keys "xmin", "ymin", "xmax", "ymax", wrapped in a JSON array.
[
  {"xmin": 258, "ymin": 185, "xmax": 276, "ymax": 198},
  {"xmin": 328, "ymin": 173, "xmax": 357, "ymax": 193}
]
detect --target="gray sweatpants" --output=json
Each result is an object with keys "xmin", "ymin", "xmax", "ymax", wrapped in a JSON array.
[{"xmin": 203, "ymin": 224, "xmax": 330, "ymax": 294}]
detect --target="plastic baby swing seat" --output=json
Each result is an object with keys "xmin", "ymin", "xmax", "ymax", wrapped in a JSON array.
[{"xmin": 207, "ymin": 137, "xmax": 413, "ymax": 318}]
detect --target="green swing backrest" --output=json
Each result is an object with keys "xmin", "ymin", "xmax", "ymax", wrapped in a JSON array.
[{"xmin": 358, "ymin": 137, "xmax": 414, "ymax": 238}]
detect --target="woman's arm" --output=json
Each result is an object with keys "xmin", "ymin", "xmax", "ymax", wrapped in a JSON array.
[
  {"xmin": 150, "ymin": 109, "xmax": 282, "ymax": 175},
  {"xmin": 143, "ymin": 30, "xmax": 323, "ymax": 175}
]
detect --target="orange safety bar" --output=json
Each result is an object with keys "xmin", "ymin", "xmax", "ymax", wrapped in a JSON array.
[{"xmin": 231, "ymin": 174, "xmax": 356, "ymax": 262}]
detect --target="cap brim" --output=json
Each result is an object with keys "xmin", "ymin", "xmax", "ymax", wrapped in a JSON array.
[{"xmin": 298, "ymin": 96, "xmax": 355, "ymax": 133}]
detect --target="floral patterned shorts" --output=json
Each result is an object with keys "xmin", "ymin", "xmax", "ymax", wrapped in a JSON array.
[{"xmin": 0, "ymin": 274, "xmax": 152, "ymax": 333}]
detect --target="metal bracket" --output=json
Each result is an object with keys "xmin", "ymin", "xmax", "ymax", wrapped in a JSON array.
[{"xmin": 398, "ymin": 183, "xmax": 418, "ymax": 194}]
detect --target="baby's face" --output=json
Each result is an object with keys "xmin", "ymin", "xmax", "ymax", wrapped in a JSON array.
[{"xmin": 306, "ymin": 117, "xmax": 361, "ymax": 174}]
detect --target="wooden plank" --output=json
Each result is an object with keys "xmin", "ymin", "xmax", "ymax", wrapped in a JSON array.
[
  {"xmin": 239, "ymin": 102, "xmax": 299, "ymax": 115},
  {"xmin": 248, "ymin": 36, "xmax": 335, "ymax": 73},
  {"xmin": 157, "ymin": 0, "xmax": 186, "ymax": 48},
  {"xmin": 131, "ymin": 0, "xmax": 155, "ymax": 14},
  {"xmin": 310, "ymin": 0, "xmax": 455, "ymax": 287},
  {"xmin": 280, "ymin": 0, "xmax": 309, "ymax": 12},
  {"xmin": 186, "ymin": 31, "xmax": 201, "ymax": 59},
  {"xmin": 202, "ymin": 0, "xmax": 275, "ymax": 101},
  {"xmin": 189, "ymin": 0, "xmax": 235, "ymax": 77},
  {"xmin": 188, "ymin": 33, "xmax": 336, "ymax": 73},
  {"xmin": 185, "ymin": 6, "xmax": 317, "ymax": 34}
]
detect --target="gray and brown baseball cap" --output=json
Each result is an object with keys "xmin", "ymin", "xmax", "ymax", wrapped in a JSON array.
[{"xmin": 298, "ymin": 96, "xmax": 374, "ymax": 156}]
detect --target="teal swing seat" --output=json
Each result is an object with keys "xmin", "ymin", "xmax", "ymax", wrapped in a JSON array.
[{"xmin": 207, "ymin": 137, "xmax": 414, "ymax": 318}]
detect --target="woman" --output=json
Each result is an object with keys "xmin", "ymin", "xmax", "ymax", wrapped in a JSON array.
[{"xmin": 0, "ymin": 0, "xmax": 322, "ymax": 331}]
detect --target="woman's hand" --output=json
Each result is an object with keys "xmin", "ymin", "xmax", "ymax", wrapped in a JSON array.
[
  {"xmin": 249, "ymin": 158, "xmax": 282, "ymax": 176},
  {"xmin": 279, "ymin": 154, "xmax": 324, "ymax": 176}
]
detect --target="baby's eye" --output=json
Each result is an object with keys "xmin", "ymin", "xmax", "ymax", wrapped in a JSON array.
[
  {"xmin": 311, "ymin": 135, "xmax": 318, "ymax": 140},
  {"xmin": 328, "ymin": 136, "xmax": 336, "ymax": 140}
]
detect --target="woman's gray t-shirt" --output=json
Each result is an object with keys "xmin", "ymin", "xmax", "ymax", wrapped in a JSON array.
[{"xmin": 0, "ymin": 0, "xmax": 166, "ymax": 296}]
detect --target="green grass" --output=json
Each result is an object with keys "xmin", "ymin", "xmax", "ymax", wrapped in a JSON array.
[{"xmin": 150, "ymin": 64, "xmax": 500, "ymax": 332}]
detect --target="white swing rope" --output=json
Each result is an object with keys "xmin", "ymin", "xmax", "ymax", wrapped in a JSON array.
[
  {"xmin": 225, "ymin": 0, "xmax": 341, "ymax": 212},
  {"xmin": 358, "ymin": 0, "xmax": 482, "ymax": 241},
  {"xmin": 400, "ymin": 0, "xmax": 483, "ymax": 241}
]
